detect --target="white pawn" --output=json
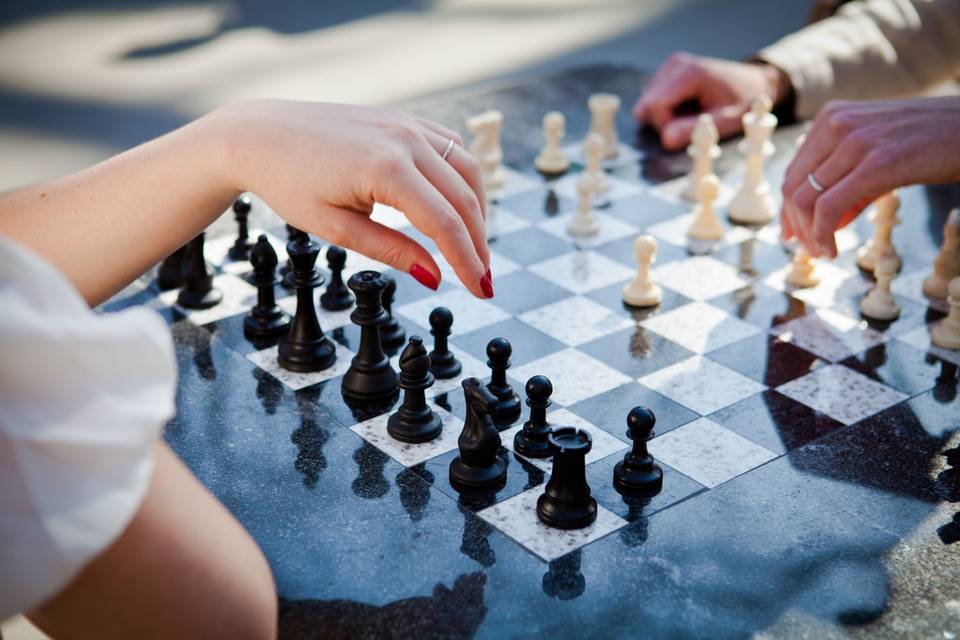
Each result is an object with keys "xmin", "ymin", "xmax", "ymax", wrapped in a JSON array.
[
  {"xmin": 932, "ymin": 276, "xmax": 960, "ymax": 350},
  {"xmin": 580, "ymin": 132, "xmax": 609, "ymax": 206},
  {"xmin": 534, "ymin": 111, "xmax": 570, "ymax": 177},
  {"xmin": 785, "ymin": 246, "xmax": 821, "ymax": 288},
  {"xmin": 923, "ymin": 208, "xmax": 960, "ymax": 299},
  {"xmin": 857, "ymin": 191, "xmax": 901, "ymax": 273},
  {"xmin": 682, "ymin": 114, "xmax": 721, "ymax": 202},
  {"xmin": 567, "ymin": 175, "xmax": 600, "ymax": 237},
  {"xmin": 587, "ymin": 93, "xmax": 621, "ymax": 160},
  {"xmin": 467, "ymin": 110, "xmax": 505, "ymax": 194},
  {"xmin": 622, "ymin": 235, "xmax": 662, "ymax": 307},
  {"xmin": 687, "ymin": 174, "xmax": 724, "ymax": 241},
  {"xmin": 728, "ymin": 96, "xmax": 778, "ymax": 225},
  {"xmin": 860, "ymin": 252, "xmax": 901, "ymax": 320}
]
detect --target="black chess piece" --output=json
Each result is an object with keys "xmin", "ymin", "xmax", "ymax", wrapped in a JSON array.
[
  {"xmin": 228, "ymin": 195, "xmax": 253, "ymax": 260},
  {"xmin": 320, "ymin": 245, "xmax": 354, "ymax": 311},
  {"xmin": 428, "ymin": 307, "xmax": 462, "ymax": 379},
  {"xmin": 513, "ymin": 375, "xmax": 553, "ymax": 458},
  {"xmin": 485, "ymin": 338, "xmax": 522, "ymax": 428},
  {"xmin": 449, "ymin": 377, "xmax": 507, "ymax": 490},
  {"xmin": 277, "ymin": 234, "xmax": 337, "ymax": 372},
  {"xmin": 613, "ymin": 406, "xmax": 663, "ymax": 497},
  {"xmin": 281, "ymin": 225, "xmax": 307, "ymax": 289},
  {"xmin": 379, "ymin": 274, "xmax": 406, "ymax": 350},
  {"xmin": 177, "ymin": 232, "xmax": 223, "ymax": 309},
  {"xmin": 244, "ymin": 235, "xmax": 291, "ymax": 339},
  {"xmin": 387, "ymin": 336, "xmax": 443, "ymax": 443},
  {"xmin": 157, "ymin": 244, "xmax": 186, "ymax": 290},
  {"xmin": 341, "ymin": 270, "xmax": 399, "ymax": 402},
  {"xmin": 536, "ymin": 427, "xmax": 597, "ymax": 529}
]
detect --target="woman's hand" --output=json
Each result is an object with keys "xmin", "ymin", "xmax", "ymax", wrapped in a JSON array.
[
  {"xmin": 781, "ymin": 96, "xmax": 960, "ymax": 258},
  {"xmin": 215, "ymin": 101, "xmax": 492, "ymax": 298},
  {"xmin": 633, "ymin": 53, "xmax": 788, "ymax": 151}
]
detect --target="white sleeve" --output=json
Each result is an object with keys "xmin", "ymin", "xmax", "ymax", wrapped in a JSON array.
[{"xmin": 0, "ymin": 236, "xmax": 177, "ymax": 618}]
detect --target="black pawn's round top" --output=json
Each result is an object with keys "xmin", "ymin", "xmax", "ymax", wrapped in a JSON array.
[
  {"xmin": 537, "ymin": 427, "xmax": 597, "ymax": 530},
  {"xmin": 485, "ymin": 337, "xmax": 522, "ymax": 427},
  {"xmin": 627, "ymin": 406, "xmax": 656, "ymax": 439},
  {"xmin": 613, "ymin": 406, "xmax": 663, "ymax": 497},
  {"xmin": 430, "ymin": 306, "xmax": 452, "ymax": 329},
  {"xmin": 428, "ymin": 306, "xmax": 461, "ymax": 379},
  {"xmin": 233, "ymin": 195, "xmax": 252, "ymax": 215},
  {"xmin": 387, "ymin": 336, "xmax": 442, "ymax": 444},
  {"xmin": 513, "ymin": 375, "xmax": 553, "ymax": 459},
  {"xmin": 244, "ymin": 235, "xmax": 290, "ymax": 340},
  {"xmin": 487, "ymin": 337, "xmax": 512, "ymax": 364},
  {"xmin": 526, "ymin": 375, "xmax": 553, "ymax": 403},
  {"xmin": 320, "ymin": 245, "xmax": 354, "ymax": 311}
]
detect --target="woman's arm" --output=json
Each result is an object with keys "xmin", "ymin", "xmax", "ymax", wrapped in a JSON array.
[{"xmin": 0, "ymin": 100, "xmax": 490, "ymax": 307}]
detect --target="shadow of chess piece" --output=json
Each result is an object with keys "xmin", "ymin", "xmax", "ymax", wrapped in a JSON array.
[
  {"xmin": 352, "ymin": 441, "xmax": 390, "ymax": 499},
  {"xmin": 618, "ymin": 496, "xmax": 651, "ymax": 548},
  {"xmin": 278, "ymin": 233, "xmax": 336, "ymax": 372},
  {"xmin": 614, "ymin": 406, "xmax": 663, "ymax": 497},
  {"xmin": 397, "ymin": 465, "xmax": 433, "ymax": 523},
  {"xmin": 178, "ymin": 232, "xmax": 223, "ymax": 309},
  {"xmin": 458, "ymin": 491, "xmax": 498, "ymax": 568},
  {"xmin": 542, "ymin": 549, "xmax": 586, "ymax": 600},
  {"xmin": 379, "ymin": 274, "xmax": 406, "ymax": 351},
  {"xmin": 485, "ymin": 338, "xmax": 522, "ymax": 428},
  {"xmin": 938, "ymin": 512, "xmax": 960, "ymax": 545},
  {"xmin": 342, "ymin": 270, "xmax": 399, "ymax": 403},
  {"xmin": 934, "ymin": 446, "xmax": 960, "ymax": 503},
  {"xmin": 251, "ymin": 367, "xmax": 282, "ymax": 416},
  {"xmin": 537, "ymin": 427, "xmax": 597, "ymax": 529},
  {"xmin": 157, "ymin": 244, "xmax": 186, "ymax": 290},
  {"xmin": 244, "ymin": 234, "xmax": 291, "ymax": 340},
  {"xmin": 320, "ymin": 245, "xmax": 354, "ymax": 311},
  {"xmin": 428, "ymin": 307, "xmax": 462, "ymax": 380},
  {"xmin": 513, "ymin": 375, "xmax": 553, "ymax": 458},
  {"xmin": 388, "ymin": 336, "xmax": 442, "ymax": 443},
  {"xmin": 228, "ymin": 195, "xmax": 253, "ymax": 260},
  {"xmin": 450, "ymin": 378, "xmax": 507, "ymax": 491},
  {"xmin": 291, "ymin": 399, "xmax": 329, "ymax": 489}
]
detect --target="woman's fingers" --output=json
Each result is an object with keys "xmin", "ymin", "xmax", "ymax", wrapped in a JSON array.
[
  {"xmin": 415, "ymin": 116, "xmax": 465, "ymax": 148},
  {"xmin": 422, "ymin": 129, "xmax": 488, "ymax": 222}
]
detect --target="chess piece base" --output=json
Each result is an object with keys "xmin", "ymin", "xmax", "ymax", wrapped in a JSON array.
[
  {"xmin": 320, "ymin": 290, "xmax": 354, "ymax": 311},
  {"xmin": 342, "ymin": 364, "xmax": 399, "ymax": 402},
  {"xmin": 785, "ymin": 263, "xmax": 821, "ymax": 288},
  {"xmin": 566, "ymin": 216, "xmax": 600, "ymax": 237},
  {"xmin": 278, "ymin": 335, "xmax": 336, "ymax": 373},
  {"xmin": 622, "ymin": 283, "xmax": 662, "ymax": 308},
  {"xmin": 157, "ymin": 266, "xmax": 183, "ymax": 291},
  {"xmin": 429, "ymin": 352, "xmax": 462, "ymax": 380},
  {"xmin": 388, "ymin": 410, "xmax": 442, "ymax": 444},
  {"xmin": 449, "ymin": 456, "xmax": 507, "ymax": 491},
  {"xmin": 613, "ymin": 459, "xmax": 663, "ymax": 497},
  {"xmin": 380, "ymin": 321, "xmax": 407, "ymax": 350},
  {"xmin": 856, "ymin": 242, "xmax": 901, "ymax": 274},
  {"xmin": 243, "ymin": 308, "xmax": 290, "ymax": 339},
  {"xmin": 177, "ymin": 286, "xmax": 223, "ymax": 310},
  {"xmin": 923, "ymin": 274, "xmax": 951, "ymax": 300},
  {"xmin": 534, "ymin": 154, "xmax": 570, "ymax": 177},
  {"xmin": 860, "ymin": 293, "xmax": 900, "ymax": 321},
  {"xmin": 727, "ymin": 187, "xmax": 776, "ymax": 225},
  {"xmin": 687, "ymin": 216, "xmax": 725, "ymax": 242},
  {"xmin": 536, "ymin": 493, "xmax": 598, "ymax": 530},
  {"xmin": 513, "ymin": 429, "xmax": 552, "ymax": 459},
  {"xmin": 932, "ymin": 319, "xmax": 960, "ymax": 350},
  {"xmin": 490, "ymin": 393, "xmax": 522, "ymax": 429},
  {"xmin": 228, "ymin": 242, "xmax": 252, "ymax": 261}
]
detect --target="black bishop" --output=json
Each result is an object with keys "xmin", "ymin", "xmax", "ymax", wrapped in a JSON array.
[{"xmin": 387, "ymin": 336, "xmax": 442, "ymax": 443}]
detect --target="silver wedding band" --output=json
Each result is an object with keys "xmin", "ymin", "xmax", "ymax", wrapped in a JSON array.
[
  {"xmin": 441, "ymin": 138, "xmax": 456, "ymax": 161},
  {"xmin": 807, "ymin": 172, "xmax": 826, "ymax": 194}
]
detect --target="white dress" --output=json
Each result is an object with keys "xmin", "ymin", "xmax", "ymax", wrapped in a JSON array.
[{"xmin": 0, "ymin": 235, "xmax": 176, "ymax": 618}]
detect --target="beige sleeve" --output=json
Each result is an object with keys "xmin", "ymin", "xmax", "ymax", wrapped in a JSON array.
[{"xmin": 757, "ymin": 0, "xmax": 960, "ymax": 119}]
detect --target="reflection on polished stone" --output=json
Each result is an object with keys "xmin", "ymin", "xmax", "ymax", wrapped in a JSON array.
[
  {"xmin": 397, "ymin": 465, "xmax": 433, "ymax": 522},
  {"xmin": 291, "ymin": 397, "xmax": 329, "ymax": 490},
  {"xmin": 352, "ymin": 441, "xmax": 390, "ymax": 500},
  {"xmin": 542, "ymin": 549, "xmax": 586, "ymax": 601},
  {"xmin": 459, "ymin": 491, "xmax": 498, "ymax": 568}
]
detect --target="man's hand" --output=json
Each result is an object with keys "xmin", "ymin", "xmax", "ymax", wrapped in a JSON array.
[{"xmin": 633, "ymin": 52, "xmax": 788, "ymax": 151}]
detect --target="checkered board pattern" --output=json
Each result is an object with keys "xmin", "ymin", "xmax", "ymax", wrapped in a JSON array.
[{"xmin": 105, "ymin": 148, "xmax": 957, "ymax": 564}]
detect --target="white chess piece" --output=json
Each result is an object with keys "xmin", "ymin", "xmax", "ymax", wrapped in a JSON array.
[
  {"xmin": 534, "ymin": 111, "xmax": 570, "ymax": 176},
  {"xmin": 785, "ymin": 246, "xmax": 821, "ymax": 288},
  {"xmin": 923, "ymin": 208, "xmax": 960, "ymax": 299},
  {"xmin": 580, "ymin": 132, "xmax": 609, "ymax": 206},
  {"xmin": 467, "ymin": 110, "xmax": 505, "ymax": 194},
  {"xmin": 860, "ymin": 252, "xmax": 901, "ymax": 320},
  {"xmin": 931, "ymin": 276, "xmax": 960, "ymax": 350},
  {"xmin": 687, "ymin": 174, "xmax": 725, "ymax": 241},
  {"xmin": 728, "ymin": 96, "xmax": 778, "ymax": 225},
  {"xmin": 567, "ymin": 175, "xmax": 600, "ymax": 237},
  {"xmin": 587, "ymin": 93, "xmax": 621, "ymax": 160},
  {"xmin": 622, "ymin": 235, "xmax": 662, "ymax": 307},
  {"xmin": 857, "ymin": 191, "xmax": 902, "ymax": 273},
  {"xmin": 682, "ymin": 114, "xmax": 721, "ymax": 202}
]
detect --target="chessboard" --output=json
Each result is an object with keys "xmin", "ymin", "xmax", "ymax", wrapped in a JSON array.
[{"xmin": 100, "ymin": 64, "xmax": 960, "ymax": 638}]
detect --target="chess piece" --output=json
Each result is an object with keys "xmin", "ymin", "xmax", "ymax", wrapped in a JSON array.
[
  {"xmin": 513, "ymin": 375, "xmax": 553, "ymax": 458},
  {"xmin": 228, "ymin": 195, "xmax": 253, "ymax": 261},
  {"xmin": 622, "ymin": 234, "xmax": 662, "ymax": 307},
  {"xmin": 467, "ymin": 110, "xmax": 505, "ymax": 195},
  {"xmin": 177, "ymin": 232, "xmax": 223, "ymax": 309},
  {"xmin": 860, "ymin": 252, "xmax": 901, "ymax": 321},
  {"xmin": 485, "ymin": 337, "xmax": 522, "ymax": 428},
  {"xmin": 449, "ymin": 377, "xmax": 507, "ymax": 490},
  {"xmin": 728, "ymin": 96, "xmax": 778, "ymax": 225},
  {"xmin": 387, "ymin": 336, "xmax": 443, "ymax": 443},
  {"xmin": 785, "ymin": 246, "xmax": 821, "ymax": 288},
  {"xmin": 682, "ymin": 114, "xmax": 721, "ymax": 202},
  {"xmin": 687, "ymin": 174, "xmax": 724, "ymax": 241},
  {"xmin": 613, "ymin": 406, "xmax": 663, "ymax": 496},
  {"xmin": 281, "ymin": 225, "xmax": 308, "ymax": 289},
  {"xmin": 244, "ymin": 235, "xmax": 290, "ymax": 339},
  {"xmin": 157, "ymin": 244, "xmax": 186, "ymax": 290},
  {"xmin": 587, "ymin": 93, "xmax": 621, "ymax": 160},
  {"xmin": 428, "ymin": 307, "xmax": 462, "ymax": 379},
  {"xmin": 341, "ymin": 270, "xmax": 399, "ymax": 402},
  {"xmin": 534, "ymin": 111, "xmax": 570, "ymax": 177},
  {"xmin": 923, "ymin": 208, "xmax": 960, "ymax": 299},
  {"xmin": 567, "ymin": 177, "xmax": 601, "ymax": 237},
  {"xmin": 536, "ymin": 427, "xmax": 597, "ymax": 530},
  {"xmin": 932, "ymin": 276, "xmax": 960, "ymax": 350},
  {"xmin": 580, "ymin": 132, "xmax": 609, "ymax": 207},
  {"xmin": 379, "ymin": 274, "xmax": 406, "ymax": 350},
  {"xmin": 320, "ymin": 245, "xmax": 354, "ymax": 311},
  {"xmin": 277, "ymin": 234, "xmax": 336, "ymax": 372},
  {"xmin": 857, "ymin": 191, "xmax": 902, "ymax": 273}
]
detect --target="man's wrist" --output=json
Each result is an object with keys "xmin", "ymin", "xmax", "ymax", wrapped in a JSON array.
[{"xmin": 745, "ymin": 59, "xmax": 796, "ymax": 121}]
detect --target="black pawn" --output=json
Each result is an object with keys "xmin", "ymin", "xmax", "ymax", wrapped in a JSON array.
[
  {"xmin": 341, "ymin": 270, "xmax": 399, "ymax": 402},
  {"xmin": 177, "ymin": 232, "xmax": 222, "ymax": 309},
  {"xmin": 613, "ymin": 406, "xmax": 663, "ymax": 496},
  {"xmin": 536, "ymin": 427, "xmax": 597, "ymax": 529},
  {"xmin": 428, "ymin": 307, "xmax": 462, "ymax": 379},
  {"xmin": 243, "ymin": 235, "xmax": 290, "ymax": 339},
  {"xmin": 227, "ymin": 195, "xmax": 253, "ymax": 260},
  {"xmin": 486, "ymin": 337, "xmax": 522, "ymax": 428},
  {"xmin": 157, "ymin": 244, "xmax": 186, "ymax": 290},
  {"xmin": 449, "ymin": 377, "xmax": 507, "ymax": 490},
  {"xmin": 387, "ymin": 336, "xmax": 443, "ymax": 443},
  {"xmin": 320, "ymin": 245, "xmax": 353, "ymax": 311},
  {"xmin": 379, "ymin": 274, "xmax": 406, "ymax": 350},
  {"xmin": 277, "ymin": 234, "xmax": 336, "ymax": 372},
  {"xmin": 513, "ymin": 375, "xmax": 553, "ymax": 458}
]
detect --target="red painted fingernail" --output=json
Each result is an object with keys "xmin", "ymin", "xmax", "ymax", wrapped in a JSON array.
[
  {"xmin": 410, "ymin": 264, "xmax": 439, "ymax": 291},
  {"xmin": 480, "ymin": 269, "xmax": 494, "ymax": 298}
]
